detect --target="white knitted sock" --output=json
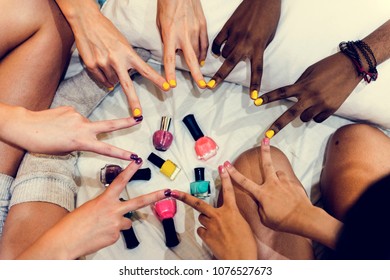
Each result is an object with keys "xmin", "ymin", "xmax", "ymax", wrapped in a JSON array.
[{"xmin": 0, "ymin": 174, "xmax": 14, "ymax": 237}]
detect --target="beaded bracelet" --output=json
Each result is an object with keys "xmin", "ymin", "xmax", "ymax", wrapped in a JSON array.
[{"xmin": 339, "ymin": 40, "xmax": 378, "ymax": 83}]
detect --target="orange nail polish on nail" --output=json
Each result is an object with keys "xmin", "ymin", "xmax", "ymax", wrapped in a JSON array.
[
  {"xmin": 133, "ymin": 108, "xmax": 142, "ymax": 117},
  {"xmin": 169, "ymin": 80, "xmax": 177, "ymax": 87},
  {"xmin": 198, "ymin": 80, "xmax": 207, "ymax": 88},
  {"xmin": 163, "ymin": 82, "xmax": 170, "ymax": 91},
  {"xmin": 265, "ymin": 129, "xmax": 275, "ymax": 139},
  {"xmin": 207, "ymin": 79, "xmax": 216, "ymax": 89}
]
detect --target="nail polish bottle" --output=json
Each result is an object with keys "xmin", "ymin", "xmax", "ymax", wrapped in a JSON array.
[
  {"xmin": 121, "ymin": 209, "xmax": 140, "ymax": 249},
  {"xmin": 152, "ymin": 198, "xmax": 180, "ymax": 247},
  {"xmin": 152, "ymin": 116, "xmax": 174, "ymax": 151},
  {"xmin": 100, "ymin": 164, "xmax": 151, "ymax": 186},
  {"xmin": 147, "ymin": 152, "xmax": 181, "ymax": 180},
  {"xmin": 182, "ymin": 114, "xmax": 218, "ymax": 161},
  {"xmin": 190, "ymin": 167, "xmax": 210, "ymax": 199}
]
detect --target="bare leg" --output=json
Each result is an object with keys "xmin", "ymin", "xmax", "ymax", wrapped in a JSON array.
[
  {"xmin": 222, "ymin": 146, "xmax": 314, "ymax": 259},
  {"xmin": 320, "ymin": 124, "xmax": 390, "ymax": 221},
  {"xmin": 0, "ymin": 0, "xmax": 74, "ymax": 258}
]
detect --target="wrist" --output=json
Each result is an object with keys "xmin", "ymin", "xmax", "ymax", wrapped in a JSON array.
[{"xmin": 55, "ymin": 0, "xmax": 100, "ymax": 27}]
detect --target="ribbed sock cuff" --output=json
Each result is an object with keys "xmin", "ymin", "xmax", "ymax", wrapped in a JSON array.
[{"xmin": 0, "ymin": 174, "xmax": 14, "ymax": 237}]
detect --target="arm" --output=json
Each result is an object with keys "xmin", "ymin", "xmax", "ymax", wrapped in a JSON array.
[
  {"xmin": 224, "ymin": 138, "xmax": 343, "ymax": 249},
  {"xmin": 54, "ymin": 0, "xmax": 170, "ymax": 118},
  {"xmin": 260, "ymin": 19, "xmax": 390, "ymax": 138},
  {"xmin": 157, "ymin": 0, "xmax": 208, "ymax": 89},
  {"xmin": 16, "ymin": 160, "xmax": 170, "ymax": 259},
  {"xmin": 0, "ymin": 103, "xmax": 140, "ymax": 159}
]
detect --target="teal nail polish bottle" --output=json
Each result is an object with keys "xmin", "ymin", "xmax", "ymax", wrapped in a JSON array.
[{"xmin": 190, "ymin": 167, "xmax": 210, "ymax": 199}]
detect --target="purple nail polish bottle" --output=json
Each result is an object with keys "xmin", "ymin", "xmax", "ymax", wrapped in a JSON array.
[{"xmin": 153, "ymin": 116, "xmax": 174, "ymax": 152}]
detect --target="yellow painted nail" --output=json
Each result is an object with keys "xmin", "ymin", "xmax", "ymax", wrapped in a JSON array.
[
  {"xmin": 162, "ymin": 82, "xmax": 170, "ymax": 91},
  {"xmin": 207, "ymin": 79, "xmax": 216, "ymax": 89},
  {"xmin": 200, "ymin": 60, "xmax": 205, "ymax": 67},
  {"xmin": 169, "ymin": 80, "xmax": 177, "ymax": 87},
  {"xmin": 108, "ymin": 87, "xmax": 114, "ymax": 91},
  {"xmin": 265, "ymin": 129, "xmax": 275, "ymax": 139},
  {"xmin": 250, "ymin": 90, "xmax": 258, "ymax": 100},
  {"xmin": 133, "ymin": 108, "xmax": 142, "ymax": 117},
  {"xmin": 254, "ymin": 98, "xmax": 263, "ymax": 106},
  {"xmin": 198, "ymin": 80, "xmax": 207, "ymax": 88}
]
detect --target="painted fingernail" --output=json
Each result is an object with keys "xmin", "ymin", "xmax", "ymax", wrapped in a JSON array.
[
  {"xmin": 171, "ymin": 190, "xmax": 179, "ymax": 198},
  {"xmin": 133, "ymin": 108, "xmax": 142, "ymax": 117},
  {"xmin": 164, "ymin": 189, "xmax": 172, "ymax": 197},
  {"xmin": 265, "ymin": 129, "xmax": 275, "ymax": 139},
  {"xmin": 250, "ymin": 90, "xmax": 258, "ymax": 100},
  {"xmin": 218, "ymin": 165, "xmax": 226, "ymax": 174},
  {"xmin": 169, "ymin": 80, "xmax": 177, "ymax": 88},
  {"xmin": 207, "ymin": 79, "xmax": 216, "ymax": 89},
  {"xmin": 130, "ymin": 154, "xmax": 139, "ymax": 160},
  {"xmin": 135, "ymin": 157, "xmax": 143, "ymax": 165},
  {"xmin": 254, "ymin": 98, "xmax": 263, "ymax": 106},
  {"xmin": 198, "ymin": 80, "xmax": 207, "ymax": 89},
  {"xmin": 108, "ymin": 87, "xmax": 114, "ymax": 91},
  {"xmin": 134, "ymin": 115, "xmax": 143, "ymax": 122},
  {"xmin": 224, "ymin": 161, "xmax": 232, "ymax": 168},
  {"xmin": 162, "ymin": 82, "xmax": 170, "ymax": 91},
  {"xmin": 263, "ymin": 137, "xmax": 270, "ymax": 146},
  {"xmin": 200, "ymin": 60, "xmax": 205, "ymax": 67}
]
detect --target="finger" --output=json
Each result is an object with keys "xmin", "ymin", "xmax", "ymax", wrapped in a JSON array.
[
  {"xmin": 221, "ymin": 41, "xmax": 235, "ymax": 59},
  {"xmin": 182, "ymin": 43, "xmax": 206, "ymax": 89},
  {"xmin": 198, "ymin": 22, "xmax": 209, "ymax": 65},
  {"xmin": 130, "ymin": 54, "xmax": 170, "ymax": 92},
  {"xmin": 162, "ymin": 34, "xmax": 177, "ymax": 88},
  {"xmin": 86, "ymin": 141, "xmax": 139, "ymax": 161},
  {"xmin": 122, "ymin": 189, "xmax": 169, "ymax": 213},
  {"xmin": 300, "ymin": 106, "xmax": 318, "ymax": 123},
  {"xmin": 87, "ymin": 66, "xmax": 112, "ymax": 88},
  {"xmin": 249, "ymin": 54, "xmax": 264, "ymax": 100},
  {"xmin": 256, "ymin": 84, "xmax": 298, "ymax": 106},
  {"xmin": 260, "ymin": 137, "xmax": 277, "ymax": 180},
  {"xmin": 98, "ymin": 63, "xmax": 119, "ymax": 86},
  {"xmin": 198, "ymin": 213, "xmax": 211, "ymax": 227},
  {"xmin": 115, "ymin": 66, "xmax": 142, "ymax": 119},
  {"xmin": 218, "ymin": 165, "xmax": 238, "ymax": 209},
  {"xmin": 171, "ymin": 190, "xmax": 214, "ymax": 217},
  {"xmin": 313, "ymin": 110, "xmax": 333, "ymax": 123},
  {"xmin": 207, "ymin": 53, "xmax": 240, "ymax": 89},
  {"xmin": 223, "ymin": 161, "xmax": 260, "ymax": 199},
  {"xmin": 92, "ymin": 117, "xmax": 140, "ymax": 135},
  {"xmin": 106, "ymin": 160, "xmax": 142, "ymax": 198},
  {"xmin": 211, "ymin": 28, "xmax": 228, "ymax": 56},
  {"xmin": 197, "ymin": 226, "xmax": 207, "ymax": 240},
  {"xmin": 265, "ymin": 102, "xmax": 305, "ymax": 138},
  {"xmin": 121, "ymin": 217, "xmax": 132, "ymax": 230}
]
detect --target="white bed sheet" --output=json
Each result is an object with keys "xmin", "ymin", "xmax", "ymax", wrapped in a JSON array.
[{"xmin": 75, "ymin": 61, "xmax": 356, "ymax": 260}]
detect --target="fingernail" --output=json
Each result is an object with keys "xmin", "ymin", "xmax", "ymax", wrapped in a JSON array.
[
  {"xmin": 133, "ymin": 108, "xmax": 142, "ymax": 117},
  {"xmin": 200, "ymin": 60, "xmax": 205, "ymax": 67},
  {"xmin": 224, "ymin": 161, "xmax": 232, "ymax": 168},
  {"xmin": 134, "ymin": 115, "xmax": 143, "ymax": 122},
  {"xmin": 207, "ymin": 79, "xmax": 216, "ymax": 89},
  {"xmin": 263, "ymin": 137, "xmax": 270, "ymax": 146},
  {"xmin": 108, "ymin": 87, "xmax": 114, "ymax": 91},
  {"xmin": 198, "ymin": 80, "xmax": 207, "ymax": 89},
  {"xmin": 169, "ymin": 80, "xmax": 177, "ymax": 88},
  {"xmin": 164, "ymin": 189, "xmax": 172, "ymax": 197},
  {"xmin": 250, "ymin": 90, "xmax": 258, "ymax": 100},
  {"xmin": 218, "ymin": 165, "xmax": 226, "ymax": 174},
  {"xmin": 265, "ymin": 129, "xmax": 275, "ymax": 139},
  {"xmin": 162, "ymin": 82, "xmax": 170, "ymax": 91},
  {"xmin": 130, "ymin": 154, "xmax": 139, "ymax": 160},
  {"xmin": 135, "ymin": 157, "xmax": 143, "ymax": 165},
  {"xmin": 254, "ymin": 98, "xmax": 263, "ymax": 106},
  {"xmin": 171, "ymin": 190, "xmax": 179, "ymax": 198}
]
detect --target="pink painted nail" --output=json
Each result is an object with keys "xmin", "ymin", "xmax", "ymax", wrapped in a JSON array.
[
  {"xmin": 218, "ymin": 165, "xmax": 226, "ymax": 174},
  {"xmin": 170, "ymin": 190, "xmax": 179, "ymax": 198},
  {"xmin": 224, "ymin": 161, "xmax": 232, "ymax": 168},
  {"xmin": 263, "ymin": 137, "xmax": 270, "ymax": 146}
]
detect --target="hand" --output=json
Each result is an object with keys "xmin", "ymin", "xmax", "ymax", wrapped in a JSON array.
[
  {"xmin": 17, "ymin": 160, "xmax": 170, "ymax": 259},
  {"xmin": 224, "ymin": 138, "xmax": 313, "ymax": 235},
  {"xmin": 3, "ymin": 105, "xmax": 141, "ymax": 159},
  {"xmin": 172, "ymin": 165, "xmax": 257, "ymax": 260},
  {"xmin": 157, "ymin": 0, "xmax": 208, "ymax": 88},
  {"xmin": 56, "ymin": 0, "xmax": 170, "ymax": 118},
  {"xmin": 207, "ymin": 0, "xmax": 281, "ymax": 99},
  {"xmin": 258, "ymin": 52, "xmax": 362, "ymax": 138}
]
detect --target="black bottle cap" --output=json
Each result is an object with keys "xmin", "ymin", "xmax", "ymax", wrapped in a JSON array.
[
  {"xmin": 121, "ymin": 227, "xmax": 140, "ymax": 249},
  {"xmin": 130, "ymin": 168, "xmax": 151, "ymax": 181},
  {"xmin": 162, "ymin": 218, "xmax": 180, "ymax": 247},
  {"xmin": 147, "ymin": 152, "xmax": 165, "ymax": 169},
  {"xmin": 182, "ymin": 114, "xmax": 204, "ymax": 141},
  {"xmin": 194, "ymin": 167, "xmax": 205, "ymax": 181}
]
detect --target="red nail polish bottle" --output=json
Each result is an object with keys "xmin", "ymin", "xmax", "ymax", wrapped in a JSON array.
[
  {"xmin": 182, "ymin": 114, "xmax": 218, "ymax": 160},
  {"xmin": 152, "ymin": 198, "xmax": 180, "ymax": 247},
  {"xmin": 153, "ymin": 116, "xmax": 174, "ymax": 152}
]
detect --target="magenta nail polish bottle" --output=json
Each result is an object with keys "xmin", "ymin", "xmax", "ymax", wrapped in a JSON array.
[
  {"xmin": 182, "ymin": 114, "xmax": 218, "ymax": 160},
  {"xmin": 153, "ymin": 116, "xmax": 174, "ymax": 152},
  {"xmin": 152, "ymin": 198, "xmax": 180, "ymax": 247}
]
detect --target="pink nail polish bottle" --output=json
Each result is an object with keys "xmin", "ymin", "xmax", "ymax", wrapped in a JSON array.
[
  {"xmin": 153, "ymin": 116, "xmax": 174, "ymax": 152},
  {"xmin": 152, "ymin": 198, "xmax": 180, "ymax": 247},
  {"xmin": 182, "ymin": 114, "xmax": 218, "ymax": 160}
]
